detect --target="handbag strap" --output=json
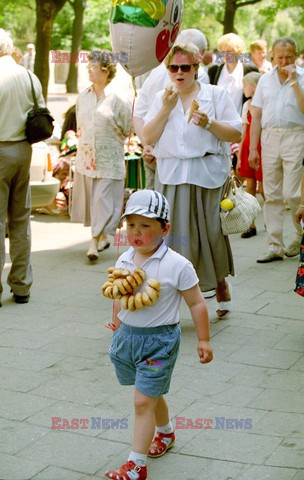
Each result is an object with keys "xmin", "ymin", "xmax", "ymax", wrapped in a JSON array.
[{"xmin": 27, "ymin": 70, "xmax": 39, "ymax": 109}]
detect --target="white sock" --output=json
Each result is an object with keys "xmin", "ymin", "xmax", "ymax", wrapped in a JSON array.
[
  {"xmin": 128, "ymin": 451, "xmax": 147, "ymax": 466},
  {"xmin": 157, "ymin": 421, "xmax": 174, "ymax": 434}
]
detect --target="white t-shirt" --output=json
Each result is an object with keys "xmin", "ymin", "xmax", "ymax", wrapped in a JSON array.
[
  {"xmin": 251, "ymin": 65, "xmax": 304, "ymax": 128},
  {"xmin": 144, "ymin": 84, "xmax": 242, "ymax": 188},
  {"xmin": 134, "ymin": 62, "xmax": 209, "ymax": 119},
  {"xmin": 116, "ymin": 242, "xmax": 199, "ymax": 327}
]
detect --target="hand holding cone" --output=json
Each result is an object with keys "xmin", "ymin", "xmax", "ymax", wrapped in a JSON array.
[{"xmin": 188, "ymin": 99, "xmax": 199, "ymax": 123}]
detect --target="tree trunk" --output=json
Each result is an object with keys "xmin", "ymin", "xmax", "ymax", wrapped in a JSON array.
[
  {"xmin": 66, "ymin": 0, "xmax": 86, "ymax": 93},
  {"xmin": 223, "ymin": 0, "xmax": 237, "ymax": 34},
  {"xmin": 34, "ymin": 0, "xmax": 67, "ymax": 101}
]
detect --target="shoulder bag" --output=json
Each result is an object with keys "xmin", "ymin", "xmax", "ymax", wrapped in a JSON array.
[{"xmin": 25, "ymin": 71, "xmax": 54, "ymax": 144}]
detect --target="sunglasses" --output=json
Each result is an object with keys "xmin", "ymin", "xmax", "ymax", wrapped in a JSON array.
[{"xmin": 167, "ymin": 64, "xmax": 192, "ymax": 73}]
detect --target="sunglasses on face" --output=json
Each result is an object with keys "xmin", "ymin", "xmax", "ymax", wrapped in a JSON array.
[{"xmin": 167, "ymin": 64, "xmax": 192, "ymax": 73}]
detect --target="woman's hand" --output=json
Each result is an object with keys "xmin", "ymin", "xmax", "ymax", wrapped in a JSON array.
[
  {"xmin": 192, "ymin": 110, "xmax": 209, "ymax": 128},
  {"xmin": 296, "ymin": 205, "xmax": 304, "ymax": 224},
  {"xmin": 162, "ymin": 87, "xmax": 179, "ymax": 112}
]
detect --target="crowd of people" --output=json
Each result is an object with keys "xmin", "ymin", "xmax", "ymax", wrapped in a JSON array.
[{"xmin": 0, "ymin": 23, "xmax": 304, "ymax": 480}]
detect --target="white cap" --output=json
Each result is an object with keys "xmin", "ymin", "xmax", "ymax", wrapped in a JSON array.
[
  {"xmin": 122, "ymin": 190, "xmax": 170, "ymax": 222},
  {"xmin": 27, "ymin": 43, "xmax": 35, "ymax": 49}
]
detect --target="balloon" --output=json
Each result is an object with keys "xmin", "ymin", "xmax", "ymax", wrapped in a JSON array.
[{"xmin": 110, "ymin": 0, "xmax": 184, "ymax": 77}]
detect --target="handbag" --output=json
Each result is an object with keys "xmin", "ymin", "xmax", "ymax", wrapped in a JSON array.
[
  {"xmin": 25, "ymin": 71, "xmax": 54, "ymax": 144},
  {"xmin": 220, "ymin": 175, "xmax": 261, "ymax": 235}
]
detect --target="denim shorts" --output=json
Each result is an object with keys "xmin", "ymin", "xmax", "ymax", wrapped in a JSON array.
[{"xmin": 109, "ymin": 323, "xmax": 181, "ymax": 398}]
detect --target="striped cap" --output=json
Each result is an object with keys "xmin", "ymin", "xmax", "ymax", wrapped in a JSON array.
[{"xmin": 122, "ymin": 190, "xmax": 170, "ymax": 222}]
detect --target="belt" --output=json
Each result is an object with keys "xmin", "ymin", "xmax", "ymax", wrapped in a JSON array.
[{"xmin": 264, "ymin": 126, "xmax": 304, "ymax": 132}]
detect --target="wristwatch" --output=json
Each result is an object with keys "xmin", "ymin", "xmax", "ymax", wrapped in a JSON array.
[{"xmin": 204, "ymin": 117, "xmax": 213, "ymax": 130}]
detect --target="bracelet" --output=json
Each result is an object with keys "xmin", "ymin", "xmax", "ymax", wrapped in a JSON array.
[{"xmin": 290, "ymin": 80, "xmax": 298, "ymax": 87}]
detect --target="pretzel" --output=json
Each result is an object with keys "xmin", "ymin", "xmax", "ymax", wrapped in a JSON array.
[{"xmin": 101, "ymin": 268, "xmax": 160, "ymax": 310}]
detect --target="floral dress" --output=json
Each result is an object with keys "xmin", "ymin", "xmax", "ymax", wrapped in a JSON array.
[{"xmin": 295, "ymin": 228, "xmax": 304, "ymax": 297}]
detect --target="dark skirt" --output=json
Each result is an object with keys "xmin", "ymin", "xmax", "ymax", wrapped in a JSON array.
[{"xmin": 155, "ymin": 172, "xmax": 234, "ymax": 291}]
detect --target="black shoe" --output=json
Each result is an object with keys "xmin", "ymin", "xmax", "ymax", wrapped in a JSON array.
[
  {"xmin": 241, "ymin": 227, "xmax": 257, "ymax": 238},
  {"xmin": 13, "ymin": 293, "xmax": 30, "ymax": 304}
]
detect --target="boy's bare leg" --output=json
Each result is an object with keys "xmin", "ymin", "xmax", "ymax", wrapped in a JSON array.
[
  {"xmin": 155, "ymin": 395, "xmax": 169, "ymax": 427},
  {"xmin": 132, "ymin": 390, "xmax": 159, "ymax": 453}
]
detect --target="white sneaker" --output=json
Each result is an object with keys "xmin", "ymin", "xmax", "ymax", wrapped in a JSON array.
[{"xmin": 285, "ymin": 241, "xmax": 300, "ymax": 258}]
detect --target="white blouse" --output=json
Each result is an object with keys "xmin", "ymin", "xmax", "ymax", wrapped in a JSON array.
[
  {"xmin": 144, "ymin": 84, "xmax": 242, "ymax": 188},
  {"xmin": 75, "ymin": 86, "xmax": 132, "ymax": 180}
]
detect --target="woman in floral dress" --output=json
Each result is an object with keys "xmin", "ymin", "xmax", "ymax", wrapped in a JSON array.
[{"xmin": 71, "ymin": 50, "xmax": 132, "ymax": 260}]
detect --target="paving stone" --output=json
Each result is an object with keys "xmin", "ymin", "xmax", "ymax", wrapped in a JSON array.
[
  {"xmin": 39, "ymin": 337, "xmax": 104, "ymax": 360},
  {"xmin": 0, "ymin": 348, "xmax": 65, "ymax": 371},
  {"xmin": 18, "ymin": 431, "xmax": 125, "ymax": 474},
  {"xmin": 0, "ymin": 452, "xmax": 46, "ymax": 480},
  {"xmin": 238, "ymin": 464, "xmax": 298, "ymax": 480},
  {"xmin": 292, "ymin": 472, "xmax": 304, "ymax": 480},
  {"xmin": 46, "ymin": 322, "xmax": 106, "ymax": 340},
  {"xmin": 228, "ymin": 345, "xmax": 302, "ymax": 369},
  {"xmin": 0, "ymin": 366, "xmax": 53, "ymax": 393},
  {"xmin": 0, "ymin": 418, "xmax": 49, "ymax": 455},
  {"xmin": 30, "ymin": 377, "xmax": 108, "ymax": 406},
  {"xmin": 265, "ymin": 437, "xmax": 304, "ymax": 468},
  {"xmin": 247, "ymin": 389, "xmax": 304, "ymax": 414},
  {"xmin": 253, "ymin": 412, "xmax": 304, "ymax": 438},
  {"xmin": 212, "ymin": 325, "xmax": 286, "ymax": 348},
  {"xmin": 257, "ymin": 370, "xmax": 304, "ymax": 392},
  {"xmin": 0, "ymin": 389, "xmax": 56, "ymax": 421},
  {"xmin": 31, "ymin": 465, "xmax": 83, "ymax": 480},
  {"xmin": 290, "ymin": 356, "xmax": 304, "ymax": 372},
  {"xmin": 0, "ymin": 329, "xmax": 60, "ymax": 349},
  {"xmin": 179, "ymin": 428, "xmax": 282, "ymax": 464},
  {"xmin": 258, "ymin": 303, "xmax": 304, "ymax": 321},
  {"xmin": 273, "ymin": 334, "xmax": 304, "ymax": 353}
]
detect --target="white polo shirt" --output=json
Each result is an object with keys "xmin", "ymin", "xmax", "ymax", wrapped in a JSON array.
[
  {"xmin": 134, "ymin": 62, "xmax": 209, "ymax": 119},
  {"xmin": 0, "ymin": 55, "xmax": 44, "ymax": 141},
  {"xmin": 144, "ymin": 84, "xmax": 242, "ymax": 188},
  {"xmin": 115, "ymin": 242, "xmax": 199, "ymax": 327},
  {"xmin": 251, "ymin": 65, "xmax": 304, "ymax": 128}
]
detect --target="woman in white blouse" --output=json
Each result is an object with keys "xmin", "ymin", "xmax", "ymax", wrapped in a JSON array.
[
  {"xmin": 143, "ymin": 44, "xmax": 242, "ymax": 318},
  {"xmin": 71, "ymin": 51, "xmax": 132, "ymax": 260}
]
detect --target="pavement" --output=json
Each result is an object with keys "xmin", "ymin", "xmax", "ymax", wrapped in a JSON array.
[{"xmin": 1, "ymin": 202, "xmax": 304, "ymax": 480}]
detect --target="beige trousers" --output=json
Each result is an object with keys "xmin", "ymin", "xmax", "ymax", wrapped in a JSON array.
[
  {"xmin": 261, "ymin": 128, "xmax": 304, "ymax": 256},
  {"xmin": 0, "ymin": 141, "xmax": 33, "ymax": 299}
]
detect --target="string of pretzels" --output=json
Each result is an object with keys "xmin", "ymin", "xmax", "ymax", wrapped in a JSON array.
[{"xmin": 101, "ymin": 267, "xmax": 161, "ymax": 311}]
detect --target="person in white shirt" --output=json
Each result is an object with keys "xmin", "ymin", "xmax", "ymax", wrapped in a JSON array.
[
  {"xmin": 21, "ymin": 43, "xmax": 35, "ymax": 72},
  {"xmin": 250, "ymin": 39, "xmax": 273, "ymax": 74},
  {"xmin": 249, "ymin": 36, "xmax": 304, "ymax": 263},
  {"xmin": 104, "ymin": 189, "xmax": 212, "ymax": 480},
  {"xmin": 0, "ymin": 29, "xmax": 44, "ymax": 306},
  {"xmin": 143, "ymin": 43, "xmax": 242, "ymax": 319},
  {"xmin": 133, "ymin": 29, "xmax": 209, "ymax": 191},
  {"xmin": 71, "ymin": 51, "xmax": 132, "ymax": 261}
]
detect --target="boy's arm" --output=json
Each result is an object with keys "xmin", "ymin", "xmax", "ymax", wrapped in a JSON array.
[
  {"xmin": 105, "ymin": 299, "xmax": 122, "ymax": 331},
  {"xmin": 181, "ymin": 284, "xmax": 213, "ymax": 364}
]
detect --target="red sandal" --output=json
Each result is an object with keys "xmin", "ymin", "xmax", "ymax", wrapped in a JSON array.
[
  {"xmin": 104, "ymin": 460, "xmax": 147, "ymax": 479},
  {"xmin": 148, "ymin": 431, "xmax": 175, "ymax": 458}
]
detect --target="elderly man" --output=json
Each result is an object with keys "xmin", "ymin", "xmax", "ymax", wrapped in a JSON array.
[
  {"xmin": 21, "ymin": 43, "xmax": 35, "ymax": 71},
  {"xmin": 133, "ymin": 28, "xmax": 209, "ymax": 191},
  {"xmin": 0, "ymin": 29, "xmax": 44, "ymax": 305},
  {"xmin": 249, "ymin": 36, "xmax": 304, "ymax": 263}
]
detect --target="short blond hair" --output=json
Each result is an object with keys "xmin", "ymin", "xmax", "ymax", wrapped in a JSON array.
[
  {"xmin": 218, "ymin": 33, "xmax": 245, "ymax": 54},
  {"xmin": 88, "ymin": 49, "xmax": 117, "ymax": 84},
  {"xmin": 250, "ymin": 39, "xmax": 267, "ymax": 52},
  {"xmin": 165, "ymin": 44, "xmax": 200, "ymax": 79}
]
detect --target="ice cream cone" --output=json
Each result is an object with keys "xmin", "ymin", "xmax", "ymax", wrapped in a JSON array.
[{"xmin": 188, "ymin": 99, "xmax": 199, "ymax": 123}]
